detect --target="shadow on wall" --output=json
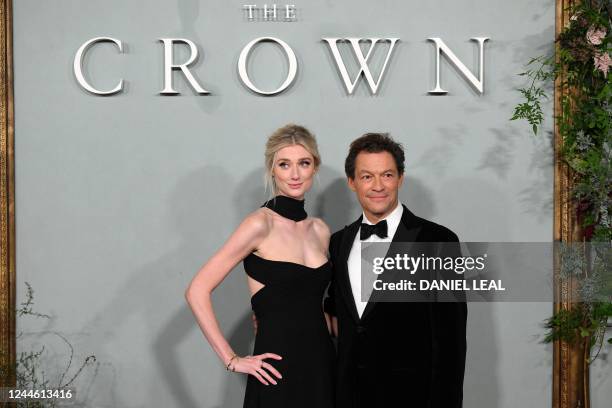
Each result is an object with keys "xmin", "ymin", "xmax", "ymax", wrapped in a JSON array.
[
  {"xmin": 398, "ymin": 176, "xmax": 437, "ymax": 221},
  {"xmin": 411, "ymin": 124, "xmax": 468, "ymax": 179},
  {"xmin": 519, "ymin": 131, "xmax": 554, "ymax": 222},
  {"xmin": 174, "ymin": 0, "xmax": 223, "ymax": 111},
  {"xmin": 79, "ymin": 165, "xmax": 257, "ymax": 408},
  {"xmin": 462, "ymin": 303, "xmax": 499, "ymax": 408},
  {"xmin": 312, "ymin": 167, "xmax": 358, "ymax": 231}
]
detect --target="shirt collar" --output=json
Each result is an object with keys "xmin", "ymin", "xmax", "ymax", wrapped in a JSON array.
[{"xmin": 362, "ymin": 201, "xmax": 403, "ymax": 227}]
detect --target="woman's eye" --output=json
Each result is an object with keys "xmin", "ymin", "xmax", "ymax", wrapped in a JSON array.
[
  {"xmin": 279, "ymin": 162, "xmax": 289, "ymax": 169},
  {"xmin": 300, "ymin": 161, "xmax": 311, "ymax": 167}
]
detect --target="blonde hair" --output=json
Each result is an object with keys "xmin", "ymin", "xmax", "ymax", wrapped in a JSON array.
[{"xmin": 264, "ymin": 124, "xmax": 321, "ymax": 197}]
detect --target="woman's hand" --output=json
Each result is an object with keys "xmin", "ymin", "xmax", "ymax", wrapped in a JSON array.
[{"xmin": 231, "ymin": 353, "xmax": 283, "ymax": 385}]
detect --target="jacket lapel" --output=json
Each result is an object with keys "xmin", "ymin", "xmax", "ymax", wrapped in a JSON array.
[
  {"xmin": 337, "ymin": 217, "xmax": 362, "ymax": 324},
  {"xmin": 360, "ymin": 205, "xmax": 423, "ymax": 322}
]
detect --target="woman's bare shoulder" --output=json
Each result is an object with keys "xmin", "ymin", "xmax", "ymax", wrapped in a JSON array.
[
  {"xmin": 236, "ymin": 208, "xmax": 273, "ymax": 238},
  {"xmin": 309, "ymin": 217, "xmax": 331, "ymax": 241}
]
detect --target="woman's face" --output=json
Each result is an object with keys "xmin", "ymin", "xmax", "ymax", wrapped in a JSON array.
[{"xmin": 272, "ymin": 144, "xmax": 316, "ymax": 200}]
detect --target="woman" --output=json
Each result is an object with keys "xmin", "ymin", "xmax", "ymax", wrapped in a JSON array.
[{"xmin": 185, "ymin": 124, "xmax": 335, "ymax": 408}]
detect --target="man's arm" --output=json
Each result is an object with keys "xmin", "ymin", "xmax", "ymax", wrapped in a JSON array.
[
  {"xmin": 429, "ymin": 231, "xmax": 467, "ymax": 408},
  {"xmin": 429, "ymin": 300, "xmax": 467, "ymax": 408}
]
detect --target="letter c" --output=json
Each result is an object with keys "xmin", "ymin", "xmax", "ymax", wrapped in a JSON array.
[{"xmin": 74, "ymin": 37, "xmax": 124, "ymax": 95}]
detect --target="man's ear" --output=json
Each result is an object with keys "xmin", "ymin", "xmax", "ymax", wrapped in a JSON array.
[
  {"xmin": 398, "ymin": 173, "xmax": 404, "ymax": 188},
  {"xmin": 347, "ymin": 177, "xmax": 356, "ymax": 192}
]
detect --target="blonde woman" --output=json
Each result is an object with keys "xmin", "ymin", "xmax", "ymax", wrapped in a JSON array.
[{"xmin": 185, "ymin": 124, "xmax": 334, "ymax": 408}]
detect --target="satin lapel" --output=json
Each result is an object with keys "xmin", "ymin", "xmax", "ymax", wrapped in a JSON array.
[
  {"xmin": 337, "ymin": 218, "xmax": 362, "ymax": 324},
  {"xmin": 360, "ymin": 205, "xmax": 423, "ymax": 323}
]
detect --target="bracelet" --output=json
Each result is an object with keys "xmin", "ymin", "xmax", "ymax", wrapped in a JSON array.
[{"xmin": 225, "ymin": 354, "xmax": 238, "ymax": 371}]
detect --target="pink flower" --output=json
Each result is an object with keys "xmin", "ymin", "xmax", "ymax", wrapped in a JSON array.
[
  {"xmin": 586, "ymin": 26, "xmax": 606, "ymax": 45},
  {"xmin": 593, "ymin": 52, "xmax": 611, "ymax": 77}
]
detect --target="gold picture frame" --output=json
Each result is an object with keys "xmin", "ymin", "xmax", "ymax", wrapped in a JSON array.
[{"xmin": 0, "ymin": 0, "xmax": 15, "ymax": 388}]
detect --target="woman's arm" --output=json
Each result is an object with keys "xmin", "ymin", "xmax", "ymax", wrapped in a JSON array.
[{"xmin": 185, "ymin": 211, "xmax": 282, "ymax": 385}]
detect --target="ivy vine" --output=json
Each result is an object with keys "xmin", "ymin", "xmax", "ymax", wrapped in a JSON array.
[{"xmin": 511, "ymin": 0, "xmax": 611, "ymax": 362}]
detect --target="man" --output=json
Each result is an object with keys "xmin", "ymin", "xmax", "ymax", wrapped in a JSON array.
[{"xmin": 324, "ymin": 133, "xmax": 467, "ymax": 408}]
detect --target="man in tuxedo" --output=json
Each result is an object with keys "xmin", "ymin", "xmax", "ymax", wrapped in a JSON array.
[{"xmin": 324, "ymin": 133, "xmax": 467, "ymax": 408}]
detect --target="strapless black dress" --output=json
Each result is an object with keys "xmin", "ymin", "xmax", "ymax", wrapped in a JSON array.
[{"xmin": 242, "ymin": 253, "xmax": 335, "ymax": 408}]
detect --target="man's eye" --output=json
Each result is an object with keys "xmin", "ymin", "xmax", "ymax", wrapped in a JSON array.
[{"xmin": 362, "ymin": 175, "xmax": 371, "ymax": 180}]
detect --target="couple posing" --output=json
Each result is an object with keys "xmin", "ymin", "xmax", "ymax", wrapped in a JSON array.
[{"xmin": 185, "ymin": 124, "xmax": 467, "ymax": 408}]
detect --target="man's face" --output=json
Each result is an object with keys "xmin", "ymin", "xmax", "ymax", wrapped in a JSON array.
[{"xmin": 348, "ymin": 151, "xmax": 403, "ymax": 222}]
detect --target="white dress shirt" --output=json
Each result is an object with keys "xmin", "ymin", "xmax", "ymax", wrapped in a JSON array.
[{"xmin": 348, "ymin": 201, "xmax": 404, "ymax": 317}]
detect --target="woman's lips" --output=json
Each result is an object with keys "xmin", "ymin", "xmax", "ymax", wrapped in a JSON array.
[{"xmin": 288, "ymin": 183, "xmax": 303, "ymax": 189}]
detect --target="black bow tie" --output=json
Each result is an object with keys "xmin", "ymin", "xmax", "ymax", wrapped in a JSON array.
[{"xmin": 360, "ymin": 220, "xmax": 388, "ymax": 240}]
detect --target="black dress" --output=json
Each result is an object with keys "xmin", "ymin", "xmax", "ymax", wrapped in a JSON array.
[{"xmin": 242, "ymin": 196, "xmax": 335, "ymax": 408}]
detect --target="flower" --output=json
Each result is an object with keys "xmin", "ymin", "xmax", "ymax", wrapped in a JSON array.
[
  {"xmin": 593, "ymin": 52, "xmax": 612, "ymax": 77},
  {"xmin": 586, "ymin": 26, "xmax": 606, "ymax": 45}
]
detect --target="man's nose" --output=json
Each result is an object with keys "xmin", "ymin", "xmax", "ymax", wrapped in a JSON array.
[{"xmin": 372, "ymin": 177, "xmax": 384, "ymax": 191}]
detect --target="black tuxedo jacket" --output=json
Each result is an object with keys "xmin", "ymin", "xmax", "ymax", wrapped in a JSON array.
[{"xmin": 324, "ymin": 205, "xmax": 467, "ymax": 408}]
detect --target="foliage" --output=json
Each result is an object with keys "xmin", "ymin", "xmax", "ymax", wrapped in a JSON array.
[
  {"xmin": 543, "ymin": 301, "xmax": 612, "ymax": 362},
  {"xmin": 511, "ymin": 55, "xmax": 556, "ymax": 135},
  {"xmin": 512, "ymin": 0, "xmax": 611, "ymax": 241},
  {"xmin": 0, "ymin": 282, "xmax": 97, "ymax": 407},
  {"xmin": 511, "ymin": 0, "xmax": 612, "ymax": 363},
  {"xmin": 551, "ymin": 243, "xmax": 612, "ymax": 361}
]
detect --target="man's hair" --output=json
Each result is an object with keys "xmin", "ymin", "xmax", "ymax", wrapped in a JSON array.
[{"xmin": 344, "ymin": 133, "xmax": 405, "ymax": 179}]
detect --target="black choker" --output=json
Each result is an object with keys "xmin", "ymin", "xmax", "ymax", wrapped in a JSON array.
[{"xmin": 262, "ymin": 195, "xmax": 307, "ymax": 222}]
